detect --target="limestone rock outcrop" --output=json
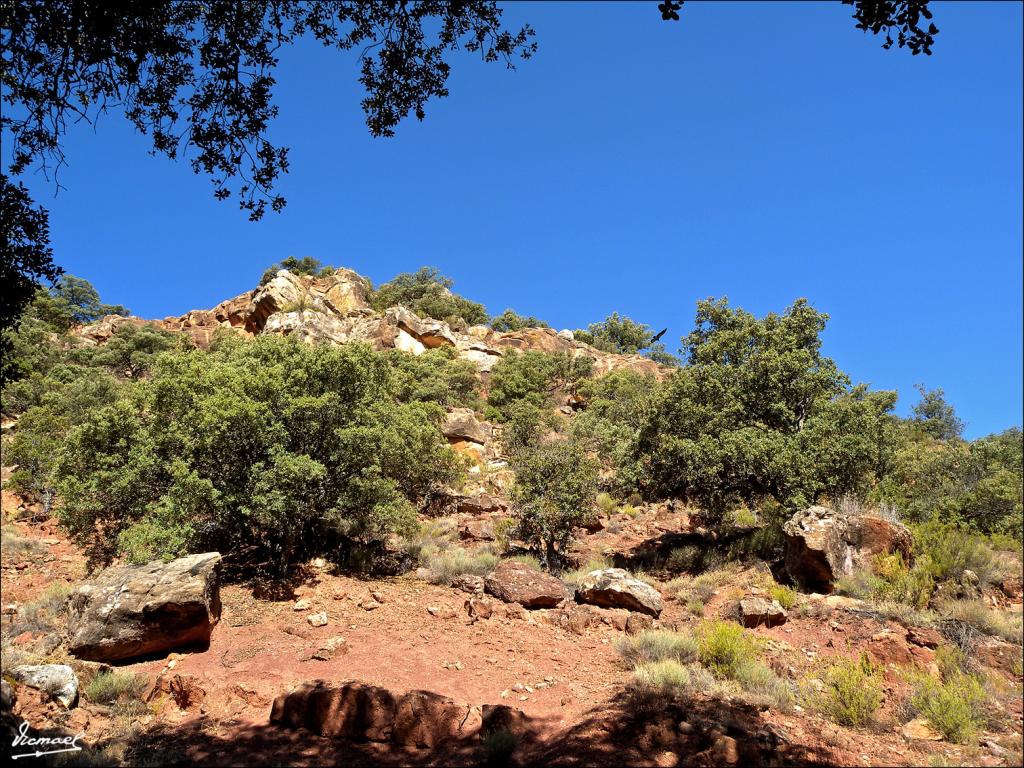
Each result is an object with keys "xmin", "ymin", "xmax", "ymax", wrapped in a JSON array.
[{"xmin": 75, "ymin": 267, "xmax": 672, "ymax": 380}]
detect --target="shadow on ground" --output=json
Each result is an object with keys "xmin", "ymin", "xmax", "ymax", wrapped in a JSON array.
[{"xmin": 40, "ymin": 689, "xmax": 839, "ymax": 767}]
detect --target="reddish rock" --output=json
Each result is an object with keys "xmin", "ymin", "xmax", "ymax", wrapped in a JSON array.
[
  {"xmin": 999, "ymin": 576, "xmax": 1023, "ymax": 600},
  {"xmin": 625, "ymin": 612, "xmax": 655, "ymax": 635},
  {"xmin": 975, "ymin": 637, "xmax": 1024, "ymax": 676},
  {"xmin": 867, "ymin": 630, "xmax": 915, "ymax": 667},
  {"xmin": 270, "ymin": 681, "xmax": 474, "ymax": 748},
  {"xmin": 906, "ymin": 626, "xmax": 944, "ymax": 649},
  {"xmin": 485, "ymin": 561, "xmax": 569, "ymax": 609}
]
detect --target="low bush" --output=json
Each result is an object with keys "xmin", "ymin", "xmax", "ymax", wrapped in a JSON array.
[
  {"xmin": 943, "ymin": 600, "xmax": 1023, "ymax": 645},
  {"xmin": 10, "ymin": 582, "xmax": 73, "ymax": 635},
  {"xmin": 421, "ymin": 547, "xmax": 498, "ymax": 586},
  {"xmin": 913, "ymin": 519, "xmax": 1004, "ymax": 585},
  {"xmin": 84, "ymin": 671, "xmax": 148, "ymax": 705},
  {"xmin": 506, "ymin": 553, "xmax": 542, "ymax": 570},
  {"xmin": 596, "ymin": 492, "xmax": 618, "ymax": 516},
  {"xmin": 632, "ymin": 659, "xmax": 690, "ymax": 695},
  {"xmin": 696, "ymin": 620, "xmax": 760, "ymax": 678},
  {"xmin": 0, "ymin": 527, "xmax": 47, "ymax": 561},
  {"xmin": 617, "ymin": 630, "xmax": 698, "ymax": 666},
  {"xmin": 478, "ymin": 728, "xmax": 521, "ymax": 767},
  {"xmin": 768, "ymin": 584, "xmax": 797, "ymax": 610},
  {"xmin": 814, "ymin": 654, "xmax": 884, "ymax": 727},
  {"xmin": 909, "ymin": 670, "xmax": 987, "ymax": 743},
  {"xmin": 734, "ymin": 659, "xmax": 794, "ymax": 711}
]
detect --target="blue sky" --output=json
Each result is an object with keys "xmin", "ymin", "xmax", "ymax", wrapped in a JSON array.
[{"xmin": 12, "ymin": 1, "xmax": 1022, "ymax": 438}]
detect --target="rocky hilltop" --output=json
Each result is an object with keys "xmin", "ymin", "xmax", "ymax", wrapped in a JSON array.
[{"xmin": 75, "ymin": 267, "xmax": 666, "ymax": 378}]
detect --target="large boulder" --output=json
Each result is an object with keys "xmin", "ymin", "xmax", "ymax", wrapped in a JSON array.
[
  {"xmin": 67, "ymin": 552, "xmax": 222, "ymax": 662},
  {"xmin": 7, "ymin": 665, "xmax": 78, "ymax": 708},
  {"xmin": 574, "ymin": 568, "xmax": 664, "ymax": 617},
  {"xmin": 270, "ymin": 681, "xmax": 476, "ymax": 748},
  {"xmin": 783, "ymin": 506, "xmax": 913, "ymax": 592},
  {"xmin": 484, "ymin": 561, "xmax": 569, "ymax": 609}
]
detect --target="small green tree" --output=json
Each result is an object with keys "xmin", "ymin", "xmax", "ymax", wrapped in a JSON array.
[
  {"xmin": 911, "ymin": 384, "xmax": 964, "ymax": 441},
  {"xmin": 260, "ymin": 256, "xmax": 331, "ymax": 284},
  {"xmin": 511, "ymin": 438, "xmax": 598, "ymax": 566},
  {"xmin": 575, "ymin": 312, "xmax": 678, "ymax": 365},
  {"xmin": 371, "ymin": 267, "xmax": 488, "ymax": 327},
  {"xmin": 51, "ymin": 275, "xmax": 128, "ymax": 324},
  {"xmin": 574, "ymin": 312, "xmax": 653, "ymax": 354},
  {"xmin": 490, "ymin": 308, "xmax": 549, "ymax": 332},
  {"xmin": 635, "ymin": 298, "xmax": 896, "ymax": 520},
  {"xmin": 33, "ymin": 335, "xmax": 461, "ymax": 571},
  {"xmin": 385, "ymin": 346, "xmax": 480, "ymax": 408}
]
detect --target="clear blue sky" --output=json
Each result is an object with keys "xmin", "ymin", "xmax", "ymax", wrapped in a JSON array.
[{"xmin": 13, "ymin": 1, "xmax": 1023, "ymax": 438}]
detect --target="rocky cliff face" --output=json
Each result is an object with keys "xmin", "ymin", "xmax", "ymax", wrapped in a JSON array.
[{"xmin": 74, "ymin": 268, "xmax": 669, "ymax": 379}]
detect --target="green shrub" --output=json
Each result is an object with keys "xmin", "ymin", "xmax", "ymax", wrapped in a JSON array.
[
  {"xmin": 632, "ymin": 660, "xmax": 690, "ymax": 695},
  {"xmin": 385, "ymin": 347, "xmax": 480, "ymax": 409},
  {"xmin": 486, "ymin": 350, "xmax": 592, "ymax": 424},
  {"xmin": 910, "ymin": 671, "xmax": 987, "ymax": 743},
  {"xmin": 478, "ymin": 728, "xmax": 521, "ymax": 767},
  {"xmin": 573, "ymin": 313, "xmax": 658, "ymax": 355},
  {"xmin": 734, "ymin": 660, "xmax": 794, "ymax": 711},
  {"xmin": 666, "ymin": 545, "xmax": 703, "ymax": 572},
  {"xmin": 634, "ymin": 298, "xmax": 900, "ymax": 523},
  {"xmin": 617, "ymin": 630, "xmax": 698, "ymax": 666},
  {"xmin": 913, "ymin": 519, "xmax": 1002, "ymax": 585},
  {"xmin": 696, "ymin": 620, "xmax": 760, "ymax": 678},
  {"xmin": 0, "ymin": 527, "xmax": 47, "ymax": 561},
  {"xmin": 506, "ymin": 553, "xmax": 542, "ymax": 570},
  {"xmin": 815, "ymin": 654, "xmax": 884, "ymax": 727},
  {"xmin": 686, "ymin": 598, "xmax": 705, "ymax": 616},
  {"xmin": 260, "ymin": 256, "xmax": 333, "ymax": 284},
  {"xmin": 596, "ymin": 492, "xmax": 617, "ymax": 516},
  {"xmin": 84, "ymin": 671, "xmax": 148, "ymax": 705},
  {"xmin": 727, "ymin": 506, "xmax": 757, "ymax": 528},
  {"xmin": 491, "ymin": 517, "xmax": 516, "ymax": 555},
  {"xmin": 489, "ymin": 309, "xmax": 549, "ymax": 332},
  {"xmin": 561, "ymin": 555, "xmax": 611, "ymax": 588},
  {"xmin": 10, "ymin": 582, "xmax": 73, "ymax": 634},
  {"xmin": 768, "ymin": 584, "xmax": 797, "ymax": 610}
]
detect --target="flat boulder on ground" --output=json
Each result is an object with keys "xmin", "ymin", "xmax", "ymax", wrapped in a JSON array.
[
  {"xmin": 783, "ymin": 506, "xmax": 913, "ymax": 592},
  {"xmin": 484, "ymin": 561, "xmax": 569, "ymax": 609},
  {"xmin": 574, "ymin": 568, "xmax": 663, "ymax": 617},
  {"xmin": 67, "ymin": 552, "xmax": 222, "ymax": 662}
]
